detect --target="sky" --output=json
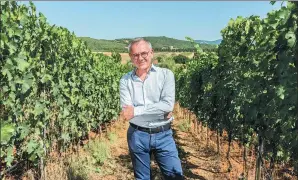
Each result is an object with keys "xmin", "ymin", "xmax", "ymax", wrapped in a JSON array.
[{"xmin": 22, "ymin": 1, "xmax": 283, "ymax": 41}]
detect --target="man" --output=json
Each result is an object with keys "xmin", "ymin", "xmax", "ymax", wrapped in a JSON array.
[{"xmin": 119, "ymin": 37, "xmax": 183, "ymax": 180}]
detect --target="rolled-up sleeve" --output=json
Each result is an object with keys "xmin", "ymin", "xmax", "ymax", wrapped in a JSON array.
[{"xmin": 119, "ymin": 75, "xmax": 133, "ymax": 109}]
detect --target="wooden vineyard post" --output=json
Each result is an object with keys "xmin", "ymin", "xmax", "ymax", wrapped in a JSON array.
[
  {"xmin": 206, "ymin": 124, "xmax": 209, "ymax": 147},
  {"xmin": 217, "ymin": 129, "xmax": 221, "ymax": 155}
]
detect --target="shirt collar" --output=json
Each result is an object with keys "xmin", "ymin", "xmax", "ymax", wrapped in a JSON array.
[{"xmin": 132, "ymin": 63, "xmax": 157, "ymax": 77}]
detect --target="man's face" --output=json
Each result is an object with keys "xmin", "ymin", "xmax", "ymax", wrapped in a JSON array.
[{"xmin": 129, "ymin": 40, "xmax": 154, "ymax": 71}]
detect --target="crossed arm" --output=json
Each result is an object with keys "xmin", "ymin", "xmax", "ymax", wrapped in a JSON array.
[{"xmin": 119, "ymin": 70, "xmax": 175, "ymax": 120}]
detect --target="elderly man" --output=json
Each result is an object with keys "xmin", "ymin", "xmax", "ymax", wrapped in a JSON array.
[{"xmin": 119, "ymin": 38, "xmax": 183, "ymax": 180}]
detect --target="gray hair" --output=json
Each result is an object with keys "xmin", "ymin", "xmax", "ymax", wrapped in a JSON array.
[{"xmin": 127, "ymin": 37, "xmax": 152, "ymax": 53}]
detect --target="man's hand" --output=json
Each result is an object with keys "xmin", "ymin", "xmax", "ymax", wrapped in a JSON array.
[
  {"xmin": 164, "ymin": 112, "xmax": 173, "ymax": 119},
  {"xmin": 121, "ymin": 105, "xmax": 134, "ymax": 120}
]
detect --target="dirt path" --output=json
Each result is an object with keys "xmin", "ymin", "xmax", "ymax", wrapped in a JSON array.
[
  {"xmin": 94, "ymin": 105, "xmax": 256, "ymax": 180},
  {"xmin": 39, "ymin": 104, "xmax": 293, "ymax": 180}
]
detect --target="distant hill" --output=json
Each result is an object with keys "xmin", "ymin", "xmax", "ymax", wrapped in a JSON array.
[
  {"xmin": 195, "ymin": 39, "xmax": 222, "ymax": 45},
  {"xmin": 78, "ymin": 36, "xmax": 218, "ymax": 52},
  {"xmin": 78, "ymin": 37, "xmax": 127, "ymax": 52}
]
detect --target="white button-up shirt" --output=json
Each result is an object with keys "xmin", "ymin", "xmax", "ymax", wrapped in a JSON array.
[{"xmin": 119, "ymin": 64, "xmax": 175, "ymax": 128}]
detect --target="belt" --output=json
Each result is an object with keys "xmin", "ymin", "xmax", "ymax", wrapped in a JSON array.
[{"xmin": 130, "ymin": 123, "xmax": 171, "ymax": 134}]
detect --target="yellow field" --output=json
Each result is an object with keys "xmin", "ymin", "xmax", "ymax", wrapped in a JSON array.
[{"xmin": 96, "ymin": 52, "xmax": 194, "ymax": 64}]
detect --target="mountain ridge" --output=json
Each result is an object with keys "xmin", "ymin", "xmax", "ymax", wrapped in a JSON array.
[{"xmin": 78, "ymin": 36, "xmax": 220, "ymax": 52}]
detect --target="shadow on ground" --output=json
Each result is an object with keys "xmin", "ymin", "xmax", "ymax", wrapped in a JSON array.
[{"xmin": 172, "ymin": 128, "xmax": 209, "ymax": 180}]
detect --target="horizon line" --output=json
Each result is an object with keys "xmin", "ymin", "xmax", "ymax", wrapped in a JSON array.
[{"xmin": 78, "ymin": 35, "xmax": 223, "ymax": 42}]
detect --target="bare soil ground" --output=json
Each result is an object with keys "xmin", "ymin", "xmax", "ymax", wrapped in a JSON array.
[
  {"xmin": 90, "ymin": 104, "xmax": 255, "ymax": 180},
  {"xmin": 7, "ymin": 104, "xmax": 296, "ymax": 180},
  {"xmin": 91, "ymin": 104, "xmax": 296, "ymax": 180}
]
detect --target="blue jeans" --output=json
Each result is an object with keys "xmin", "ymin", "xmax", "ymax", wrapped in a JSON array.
[{"xmin": 127, "ymin": 125, "xmax": 183, "ymax": 180}]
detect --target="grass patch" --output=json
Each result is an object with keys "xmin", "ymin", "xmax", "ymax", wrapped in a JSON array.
[
  {"xmin": 178, "ymin": 120, "xmax": 191, "ymax": 132},
  {"xmin": 44, "ymin": 139, "xmax": 111, "ymax": 179},
  {"xmin": 107, "ymin": 132, "xmax": 118, "ymax": 143},
  {"xmin": 65, "ymin": 151, "xmax": 102, "ymax": 180},
  {"xmin": 67, "ymin": 156, "xmax": 90, "ymax": 180},
  {"xmin": 84, "ymin": 139, "xmax": 111, "ymax": 165},
  {"xmin": 65, "ymin": 139, "xmax": 111, "ymax": 179}
]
